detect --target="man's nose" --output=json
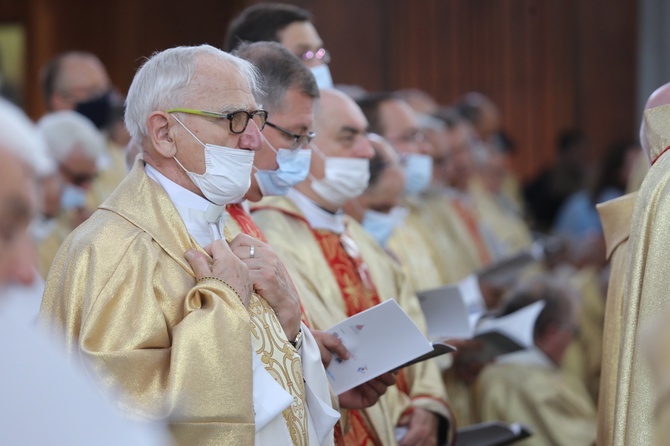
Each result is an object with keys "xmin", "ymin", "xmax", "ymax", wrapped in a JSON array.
[
  {"xmin": 239, "ymin": 120, "xmax": 263, "ymax": 151},
  {"xmin": 355, "ymin": 137, "xmax": 375, "ymax": 160}
]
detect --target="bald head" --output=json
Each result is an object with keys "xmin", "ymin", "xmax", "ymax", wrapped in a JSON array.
[
  {"xmin": 41, "ymin": 51, "xmax": 110, "ymax": 112},
  {"xmin": 641, "ymin": 82, "xmax": 670, "ymax": 161}
]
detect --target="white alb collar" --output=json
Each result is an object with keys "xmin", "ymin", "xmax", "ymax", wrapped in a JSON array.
[
  {"xmin": 145, "ymin": 164, "xmax": 227, "ymax": 246},
  {"xmin": 287, "ymin": 188, "xmax": 345, "ymax": 234},
  {"xmin": 495, "ymin": 346, "xmax": 556, "ymax": 370}
]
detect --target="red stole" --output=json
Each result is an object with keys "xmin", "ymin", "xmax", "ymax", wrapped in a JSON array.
[
  {"xmin": 226, "ymin": 203, "xmax": 312, "ymax": 327},
  {"xmin": 450, "ymin": 198, "xmax": 491, "ymax": 265}
]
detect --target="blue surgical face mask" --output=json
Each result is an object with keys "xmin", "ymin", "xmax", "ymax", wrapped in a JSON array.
[
  {"xmin": 60, "ymin": 183, "xmax": 88, "ymax": 210},
  {"xmin": 254, "ymin": 147, "xmax": 312, "ymax": 196},
  {"xmin": 403, "ymin": 153, "xmax": 433, "ymax": 195},
  {"xmin": 362, "ymin": 206, "xmax": 408, "ymax": 247},
  {"xmin": 310, "ymin": 64, "xmax": 334, "ymax": 89}
]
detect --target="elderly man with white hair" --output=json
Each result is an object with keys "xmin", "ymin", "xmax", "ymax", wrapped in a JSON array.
[
  {"xmin": 39, "ymin": 44, "xmax": 339, "ymax": 446},
  {"xmin": 35, "ymin": 110, "xmax": 104, "ymax": 275}
]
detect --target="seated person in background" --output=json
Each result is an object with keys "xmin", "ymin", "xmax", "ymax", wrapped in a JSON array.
[
  {"xmin": 474, "ymin": 275, "xmax": 596, "ymax": 446},
  {"xmin": 36, "ymin": 110, "xmax": 104, "ymax": 276}
]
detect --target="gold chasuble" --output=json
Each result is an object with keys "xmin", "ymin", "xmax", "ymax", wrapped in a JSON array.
[
  {"xmin": 616, "ymin": 104, "xmax": 670, "ymax": 445},
  {"xmin": 595, "ymin": 192, "xmax": 636, "ymax": 446},
  {"xmin": 475, "ymin": 349, "xmax": 597, "ymax": 446},
  {"xmin": 469, "ymin": 177, "xmax": 533, "ymax": 256},
  {"xmin": 39, "ymin": 160, "xmax": 254, "ymax": 445},
  {"xmin": 251, "ymin": 194, "xmax": 451, "ymax": 446},
  {"xmin": 39, "ymin": 160, "xmax": 327, "ymax": 446}
]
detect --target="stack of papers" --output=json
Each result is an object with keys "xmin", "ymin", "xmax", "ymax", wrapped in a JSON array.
[{"xmin": 325, "ymin": 299, "xmax": 453, "ymax": 395}]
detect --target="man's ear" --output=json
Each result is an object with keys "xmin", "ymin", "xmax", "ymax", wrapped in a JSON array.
[{"xmin": 147, "ymin": 111, "xmax": 177, "ymax": 158}]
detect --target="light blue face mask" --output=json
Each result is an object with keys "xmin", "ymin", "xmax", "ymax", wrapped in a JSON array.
[
  {"xmin": 60, "ymin": 183, "xmax": 88, "ymax": 210},
  {"xmin": 254, "ymin": 147, "xmax": 312, "ymax": 196},
  {"xmin": 310, "ymin": 64, "xmax": 334, "ymax": 89},
  {"xmin": 403, "ymin": 153, "xmax": 433, "ymax": 195},
  {"xmin": 361, "ymin": 206, "xmax": 408, "ymax": 247}
]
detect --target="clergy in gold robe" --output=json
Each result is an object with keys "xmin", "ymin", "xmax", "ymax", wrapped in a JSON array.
[
  {"xmin": 36, "ymin": 110, "xmax": 105, "ymax": 274},
  {"xmin": 612, "ymin": 101, "xmax": 670, "ymax": 445},
  {"xmin": 87, "ymin": 139, "xmax": 128, "ymax": 208},
  {"xmin": 39, "ymin": 45, "xmax": 339, "ymax": 446},
  {"xmin": 594, "ymin": 192, "xmax": 636, "ymax": 446},
  {"xmin": 474, "ymin": 277, "xmax": 597, "ymax": 446},
  {"xmin": 253, "ymin": 89, "xmax": 452, "ymax": 446},
  {"xmin": 642, "ymin": 302, "xmax": 670, "ymax": 445}
]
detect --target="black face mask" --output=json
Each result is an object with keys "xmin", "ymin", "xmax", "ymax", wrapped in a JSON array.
[{"xmin": 75, "ymin": 90, "xmax": 112, "ymax": 129}]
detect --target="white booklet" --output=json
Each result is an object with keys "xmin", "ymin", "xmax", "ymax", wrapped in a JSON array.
[
  {"xmin": 418, "ymin": 278, "xmax": 545, "ymax": 360},
  {"xmin": 325, "ymin": 299, "xmax": 447, "ymax": 395},
  {"xmin": 418, "ymin": 274, "xmax": 486, "ymax": 341}
]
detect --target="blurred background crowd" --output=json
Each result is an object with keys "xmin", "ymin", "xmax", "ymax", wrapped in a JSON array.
[{"xmin": 1, "ymin": 1, "xmax": 670, "ymax": 445}]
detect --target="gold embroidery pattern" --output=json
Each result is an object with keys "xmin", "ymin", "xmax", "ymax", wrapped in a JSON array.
[
  {"xmin": 248, "ymin": 294, "xmax": 308, "ymax": 446},
  {"xmin": 223, "ymin": 224, "xmax": 308, "ymax": 445}
]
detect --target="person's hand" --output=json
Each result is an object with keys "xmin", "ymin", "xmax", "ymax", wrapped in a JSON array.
[
  {"xmin": 397, "ymin": 407, "xmax": 439, "ymax": 446},
  {"xmin": 445, "ymin": 338, "xmax": 488, "ymax": 385},
  {"xmin": 310, "ymin": 330, "xmax": 350, "ymax": 368},
  {"xmin": 339, "ymin": 372, "xmax": 396, "ymax": 409},
  {"xmin": 185, "ymin": 239, "xmax": 252, "ymax": 307},
  {"xmin": 229, "ymin": 233, "xmax": 301, "ymax": 341}
]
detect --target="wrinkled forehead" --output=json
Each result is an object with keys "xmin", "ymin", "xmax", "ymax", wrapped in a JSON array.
[{"xmin": 188, "ymin": 54, "xmax": 258, "ymax": 110}]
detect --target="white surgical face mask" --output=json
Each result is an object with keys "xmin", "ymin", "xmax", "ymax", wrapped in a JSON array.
[
  {"xmin": 310, "ymin": 146, "xmax": 370, "ymax": 207},
  {"xmin": 362, "ymin": 206, "xmax": 408, "ymax": 247},
  {"xmin": 60, "ymin": 183, "xmax": 88, "ymax": 210},
  {"xmin": 403, "ymin": 153, "xmax": 433, "ymax": 194},
  {"xmin": 254, "ymin": 147, "xmax": 312, "ymax": 197},
  {"xmin": 310, "ymin": 64, "xmax": 334, "ymax": 89},
  {"xmin": 172, "ymin": 115, "xmax": 255, "ymax": 206},
  {"xmin": 28, "ymin": 216, "xmax": 58, "ymax": 243}
]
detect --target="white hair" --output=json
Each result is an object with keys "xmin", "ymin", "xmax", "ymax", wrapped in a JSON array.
[
  {"xmin": 0, "ymin": 98, "xmax": 55, "ymax": 177},
  {"xmin": 124, "ymin": 44, "xmax": 262, "ymax": 144},
  {"xmin": 37, "ymin": 110, "xmax": 105, "ymax": 163}
]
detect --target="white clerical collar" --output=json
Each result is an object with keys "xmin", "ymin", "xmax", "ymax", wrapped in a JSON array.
[
  {"xmin": 145, "ymin": 164, "xmax": 227, "ymax": 247},
  {"xmin": 287, "ymin": 188, "xmax": 345, "ymax": 234},
  {"xmin": 496, "ymin": 346, "xmax": 556, "ymax": 370}
]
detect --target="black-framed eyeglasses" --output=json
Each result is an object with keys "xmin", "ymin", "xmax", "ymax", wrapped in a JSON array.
[
  {"xmin": 59, "ymin": 164, "xmax": 98, "ymax": 187},
  {"xmin": 167, "ymin": 108, "xmax": 268, "ymax": 134},
  {"xmin": 299, "ymin": 48, "xmax": 331, "ymax": 64},
  {"xmin": 265, "ymin": 121, "xmax": 316, "ymax": 150}
]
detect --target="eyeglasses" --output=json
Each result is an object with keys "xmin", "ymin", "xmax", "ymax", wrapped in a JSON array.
[
  {"xmin": 299, "ymin": 48, "xmax": 331, "ymax": 64},
  {"xmin": 265, "ymin": 121, "xmax": 316, "ymax": 150},
  {"xmin": 59, "ymin": 164, "xmax": 97, "ymax": 187},
  {"xmin": 167, "ymin": 108, "xmax": 268, "ymax": 134},
  {"xmin": 389, "ymin": 129, "xmax": 427, "ymax": 145}
]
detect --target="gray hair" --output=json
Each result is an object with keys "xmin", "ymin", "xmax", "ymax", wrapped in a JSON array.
[
  {"xmin": 124, "ymin": 44, "xmax": 262, "ymax": 143},
  {"xmin": 37, "ymin": 110, "xmax": 105, "ymax": 162},
  {"xmin": 0, "ymin": 98, "xmax": 55, "ymax": 177},
  {"xmin": 233, "ymin": 41, "xmax": 318, "ymax": 113}
]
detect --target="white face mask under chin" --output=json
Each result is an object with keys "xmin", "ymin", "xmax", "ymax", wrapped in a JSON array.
[
  {"xmin": 171, "ymin": 115, "xmax": 255, "ymax": 206},
  {"xmin": 310, "ymin": 156, "xmax": 370, "ymax": 207}
]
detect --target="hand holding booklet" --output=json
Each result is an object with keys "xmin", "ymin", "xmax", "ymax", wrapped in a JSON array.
[
  {"xmin": 418, "ymin": 275, "xmax": 545, "ymax": 360},
  {"xmin": 325, "ymin": 299, "xmax": 454, "ymax": 395}
]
